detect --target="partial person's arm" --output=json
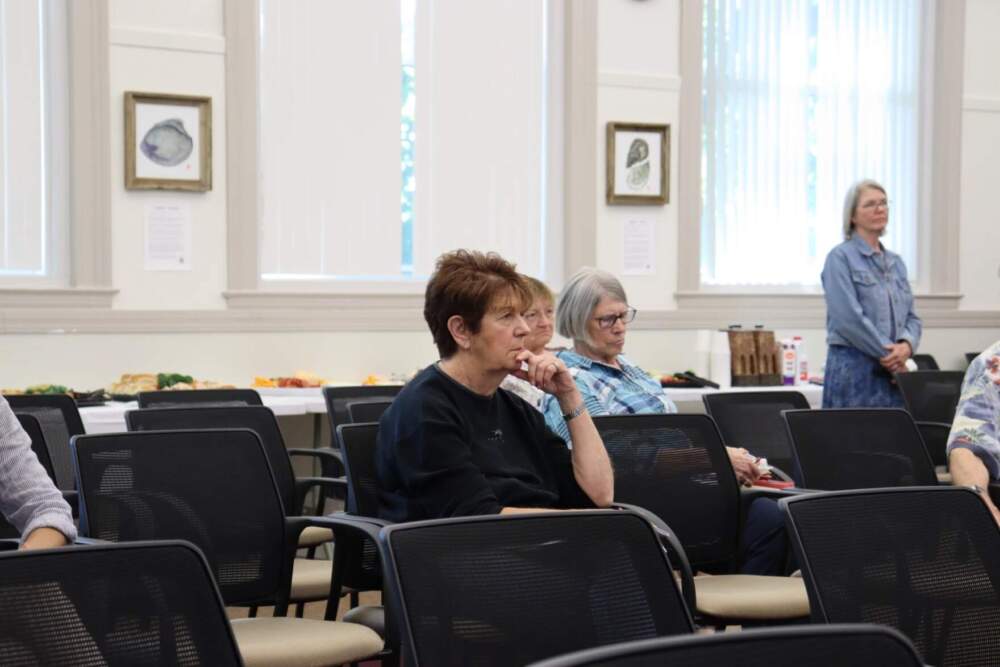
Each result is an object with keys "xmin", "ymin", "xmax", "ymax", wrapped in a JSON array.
[
  {"xmin": 947, "ymin": 350, "xmax": 1000, "ymax": 525},
  {"xmin": 516, "ymin": 352, "xmax": 614, "ymax": 507},
  {"xmin": 821, "ymin": 250, "xmax": 894, "ymax": 359},
  {"xmin": 895, "ymin": 259, "xmax": 923, "ymax": 355},
  {"xmin": 949, "ymin": 448, "xmax": 1000, "ymax": 525},
  {"xmin": 0, "ymin": 397, "xmax": 75, "ymax": 548}
]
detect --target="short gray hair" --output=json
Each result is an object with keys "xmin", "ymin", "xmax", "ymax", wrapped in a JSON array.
[
  {"xmin": 556, "ymin": 267, "xmax": 628, "ymax": 346},
  {"xmin": 842, "ymin": 179, "xmax": 887, "ymax": 240}
]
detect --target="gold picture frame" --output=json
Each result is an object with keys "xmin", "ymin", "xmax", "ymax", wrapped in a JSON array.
[
  {"xmin": 606, "ymin": 122, "xmax": 669, "ymax": 205},
  {"xmin": 124, "ymin": 91, "xmax": 212, "ymax": 191}
]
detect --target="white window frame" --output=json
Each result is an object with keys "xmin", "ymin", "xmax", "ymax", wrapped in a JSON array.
[
  {"xmin": 225, "ymin": 0, "xmax": 575, "ymax": 311},
  {"xmin": 675, "ymin": 0, "xmax": 965, "ymax": 320},
  {"xmin": 0, "ymin": 0, "xmax": 114, "ymax": 308}
]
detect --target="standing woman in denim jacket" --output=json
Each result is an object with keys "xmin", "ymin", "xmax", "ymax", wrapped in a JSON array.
[{"xmin": 821, "ymin": 179, "xmax": 922, "ymax": 408}]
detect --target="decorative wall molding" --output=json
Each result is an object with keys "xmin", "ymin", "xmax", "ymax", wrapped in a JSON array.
[
  {"xmin": 109, "ymin": 27, "xmax": 226, "ymax": 54},
  {"xmin": 0, "ymin": 288, "xmax": 117, "ymax": 310},
  {"xmin": 964, "ymin": 96, "xmax": 1000, "ymax": 113},
  {"xmin": 4, "ymin": 300, "xmax": 997, "ymax": 335},
  {"xmin": 598, "ymin": 71, "xmax": 682, "ymax": 92}
]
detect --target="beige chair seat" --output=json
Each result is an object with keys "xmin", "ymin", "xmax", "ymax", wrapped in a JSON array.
[
  {"xmin": 231, "ymin": 617, "xmax": 382, "ymax": 667},
  {"xmin": 694, "ymin": 574, "xmax": 810, "ymax": 620},
  {"xmin": 298, "ymin": 526, "xmax": 334, "ymax": 548},
  {"xmin": 343, "ymin": 604, "xmax": 385, "ymax": 637},
  {"xmin": 291, "ymin": 557, "xmax": 333, "ymax": 601}
]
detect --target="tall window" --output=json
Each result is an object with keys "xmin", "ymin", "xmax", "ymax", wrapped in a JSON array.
[
  {"xmin": 701, "ymin": 0, "xmax": 928, "ymax": 287},
  {"xmin": 258, "ymin": 0, "xmax": 558, "ymax": 285},
  {"xmin": 0, "ymin": 0, "xmax": 68, "ymax": 285}
]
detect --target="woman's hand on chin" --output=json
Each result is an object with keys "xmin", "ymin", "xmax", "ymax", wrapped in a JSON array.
[{"xmin": 513, "ymin": 350, "xmax": 576, "ymax": 397}]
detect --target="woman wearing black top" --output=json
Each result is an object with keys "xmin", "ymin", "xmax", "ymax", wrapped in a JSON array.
[{"xmin": 376, "ymin": 250, "xmax": 614, "ymax": 522}]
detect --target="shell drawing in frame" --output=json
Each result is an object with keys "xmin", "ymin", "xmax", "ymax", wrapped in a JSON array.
[
  {"xmin": 140, "ymin": 118, "xmax": 194, "ymax": 167},
  {"xmin": 625, "ymin": 138, "xmax": 650, "ymax": 190}
]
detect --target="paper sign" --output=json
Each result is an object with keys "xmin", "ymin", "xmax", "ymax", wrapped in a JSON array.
[
  {"xmin": 144, "ymin": 202, "xmax": 192, "ymax": 271},
  {"xmin": 623, "ymin": 219, "xmax": 655, "ymax": 275}
]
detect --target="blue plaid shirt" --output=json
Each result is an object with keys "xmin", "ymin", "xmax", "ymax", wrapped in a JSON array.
[{"xmin": 542, "ymin": 349, "xmax": 677, "ymax": 445}]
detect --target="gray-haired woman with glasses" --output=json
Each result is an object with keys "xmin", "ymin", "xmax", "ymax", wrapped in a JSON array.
[
  {"xmin": 541, "ymin": 267, "xmax": 678, "ymax": 443},
  {"xmin": 821, "ymin": 179, "xmax": 922, "ymax": 408}
]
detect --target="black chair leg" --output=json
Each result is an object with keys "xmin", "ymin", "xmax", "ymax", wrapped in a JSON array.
[
  {"xmin": 350, "ymin": 590, "xmax": 359, "ymax": 608},
  {"xmin": 295, "ymin": 601, "xmax": 306, "ymax": 618},
  {"xmin": 247, "ymin": 605, "xmax": 258, "ymax": 618}
]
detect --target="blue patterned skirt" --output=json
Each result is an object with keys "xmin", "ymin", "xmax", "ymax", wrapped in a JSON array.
[{"xmin": 822, "ymin": 344, "xmax": 904, "ymax": 409}]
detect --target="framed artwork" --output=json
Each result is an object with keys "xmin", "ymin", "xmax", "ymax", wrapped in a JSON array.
[
  {"xmin": 606, "ymin": 122, "xmax": 669, "ymax": 205},
  {"xmin": 124, "ymin": 91, "xmax": 212, "ymax": 191}
]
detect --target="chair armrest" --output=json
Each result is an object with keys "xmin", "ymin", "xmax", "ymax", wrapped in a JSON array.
[
  {"xmin": 915, "ymin": 420, "xmax": 952, "ymax": 430},
  {"xmin": 741, "ymin": 486, "xmax": 822, "ymax": 502},
  {"xmin": 767, "ymin": 465, "xmax": 794, "ymax": 483},
  {"xmin": 288, "ymin": 447, "xmax": 345, "ymax": 478},
  {"xmin": 293, "ymin": 476, "xmax": 348, "ymax": 514},
  {"xmin": 612, "ymin": 502, "xmax": 696, "ymax": 613}
]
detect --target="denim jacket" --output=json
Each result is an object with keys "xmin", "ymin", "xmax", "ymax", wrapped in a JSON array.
[{"xmin": 821, "ymin": 234, "xmax": 922, "ymax": 359}]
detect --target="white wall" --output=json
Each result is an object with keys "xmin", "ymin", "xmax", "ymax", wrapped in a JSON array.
[
  {"xmin": 958, "ymin": 0, "xmax": 1000, "ymax": 310},
  {"xmin": 109, "ymin": 2, "xmax": 228, "ymax": 309},
  {"xmin": 1, "ymin": 0, "xmax": 997, "ymax": 390}
]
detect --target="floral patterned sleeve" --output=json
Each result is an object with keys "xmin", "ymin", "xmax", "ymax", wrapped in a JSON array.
[{"xmin": 947, "ymin": 344, "xmax": 1000, "ymax": 480}]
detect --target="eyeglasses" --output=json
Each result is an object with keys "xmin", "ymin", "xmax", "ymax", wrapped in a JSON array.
[
  {"xmin": 859, "ymin": 199, "xmax": 890, "ymax": 211},
  {"xmin": 594, "ymin": 307, "xmax": 637, "ymax": 329}
]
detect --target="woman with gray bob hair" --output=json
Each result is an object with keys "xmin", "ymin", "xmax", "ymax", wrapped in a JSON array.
[
  {"xmin": 822, "ymin": 178, "xmax": 921, "ymax": 408},
  {"xmin": 556, "ymin": 268, "xmax": 628, "ymax": 347}
]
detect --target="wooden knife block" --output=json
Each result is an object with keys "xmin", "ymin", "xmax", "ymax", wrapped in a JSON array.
[{"xmin": 727, "ymin": 329, "xmax": 781, "ymax": 386}]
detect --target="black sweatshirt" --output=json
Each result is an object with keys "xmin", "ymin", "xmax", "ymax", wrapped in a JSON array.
[{"xmin": 376, "ymin": 364, "xmax": 593, "ymax": 522}]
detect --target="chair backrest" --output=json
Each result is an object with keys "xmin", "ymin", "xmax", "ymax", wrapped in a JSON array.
[
  {"xmin": 136, "ymin": 388, "xmax": 263, "ymax": 409},
  {"xmin": 782, "ymin": 486, "xmax": 1000, "ymax": 667},
  {"xmin": 702, "ymin": 390, "xmax": 810, "ymax": 484},
  {"xmin": 592, "ymin": 414, "xmax": 741, "ymax": 572},
  {"xmin": 72, "ymin": 429, "xmax": 289, "ymax": 606},
  {"xmin": 910, "ymin": 353, "xmax": 940, "ymax": 371},
  {"xmin": 895, "ymin": 370, "xmax": 965, "ymax": 424},
  {"xmin": 322, "ymin": 385, "xmax": 402, "ymax": 442},
  {"xmin": 0, "ymin": 540, "xmax": 243, "ymax": 666},
  {"xmin": 6, "ymin": 394, "xmax": 84, "ymax": 490},
  {"xmin": 13, "ymin": 413, "xmax": 57, "ymax": 483},
  {"xmin": 782, "ymin": 409, "xmax": 938, "ymax": 490},
  {"xmin": 125, "ymin": 406, "xmax": 297, "ymax": 514},
  {"xmin": 528, "ymin": 624, "xmax": 923, "ymax": 667},
  {"xmin": 346, "ymin": 398, "xmax": 394, "ymax": 424},
  {"xmin": 336, "ymin": 423, "xmax": 380, "ymax": 517},
  {"xmin": 965, "ymin": 352, "xmax": 980, "ymax": 365},
  {"xmin": 380, "ymin": 510, "xmax": 694, "ymax": 667}
]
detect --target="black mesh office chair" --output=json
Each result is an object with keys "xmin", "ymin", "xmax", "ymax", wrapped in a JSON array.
[
  {"xmin": 125, "ymin": 406, "xmax": 349, "ymax": 617},
  {"xmin": 137, "ymin": 388, "xmax": 263, "ymax": 408},
  {"xmin": 783, "ymin": 408, "xmax": 938, "ymax": 490},
  {"xmin": 781, "ymin": 486, "xmax": 1000, "ymax": 667},
  {"xmin": 911, "ymin": 353, "xmax": 940, "ymax": 371},
  {"xmin": 528, "ymin": 624, "xmax": 923, "ymax": 667},
  {"xmin": 71, "ymin": 428, "xmax": 383, "ymax": 665},
  {"xmin": 0, "ymin": 541, "xmax": 244, "ymax": 666},
  {"xmin": 593, "ymin": 414, "xmax": 809, "ymax": 625},
  {"xmin": 346, "ymin": 398, "xmax": 395, "ymax": 424},
  {"xmin": 6, "ymin": 394, "xmax": 84, "ymax": 492},
  {"xmin": 378, "ymin": 510, "xmax": 694, "ymax": 667},
  {"xmin": 322, "ymin": 385, "xmax": 402, "ymax": 443},
  {"xmin": 702, "ymin": 390, "xmax": 809, "ymax": 484},
  {"xmin": 895, "ymin": 370, "xmax": 965, "ymax": 470}
]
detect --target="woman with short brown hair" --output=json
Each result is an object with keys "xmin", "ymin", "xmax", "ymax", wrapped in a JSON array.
[{"xmin": 377, "ymin": 250, "xmax": 613, "ymax": 522}]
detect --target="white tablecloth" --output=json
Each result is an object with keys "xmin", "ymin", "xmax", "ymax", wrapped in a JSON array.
[
  {"xmin": 80, "ymin": 384, "xmax": 823, "ymax": 433},
  {"xmin": 79, "ymin": 395, "xmax": 312, "ymax": 434}
]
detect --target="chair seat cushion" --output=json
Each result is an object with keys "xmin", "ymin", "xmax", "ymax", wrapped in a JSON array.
[
  {"xmin": 231, "ymin": 617, "xmax": 383, "ymax": 667},
  {"xmin": 343, "ymin": 604, "xmax": 385, "ymax": 637},
  {"xmin": 694, "ymin": 574, "xmax": 810, "ymax": 620},
  {"xmin": 298, "ymin": 526, "xmax": 334, "ymax": 548},
  {"xmin": 291, "ymin": 557, "xmax": 333, "ymax": 601}
]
